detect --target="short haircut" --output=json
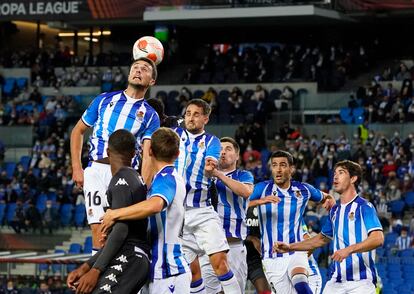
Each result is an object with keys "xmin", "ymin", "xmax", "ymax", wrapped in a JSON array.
[
  {"xmin": 151, "ymin": 127, "xmax": 180, "ymax": 162},
  {"xmin": 334, "ymin": 160, "xmax": 363, "ymax": 188},
  {"xmin": 185, "ymin": 99, "xmax": 211, "ymax": 116},
  {"xmin": 220, "ymin": 137, "xmax": 240, "ymax": 153},
  {"xmin": 270, "ymin": 150, "xmax": 294, "ymax": 166},
  {"xmin": 147, "ymin": 98, "xmax": 166, "ymax": 121},
  {"xmin": 132, "ymin": 57, "xmax": 157, "ymax": 80},
  {"xmin": 108, "ymin": 129, "xmax": 136, "ymax": 156}
]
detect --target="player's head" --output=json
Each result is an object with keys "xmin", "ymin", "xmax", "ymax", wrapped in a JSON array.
[
  {"xmin": 333, "ymin": 160, "xmax": 362, "ymax": 193},
  {"xmin": 147, "ymin": 98, "xmax": 167, "ymax": 123},
  {"xmin": 128, "ymin": 57, "xmax": 157, "ymax": 89},
  {"xmin": 107, "ymin": 129, "xmax": 136, "ymax": 163},
  {"xmin": 269, "ymin": 150, "xmax": 294, "ymax": 187},
  {"xmin": 184, "ymin": 99, "xmax": 211, "ymax": 134},
  {"xmin": 219, "ymin": 137, "xmax": 239, "ymax": 170},
  {"xmin": 150, "ymin": 127, "xmax": 180, "ymax": 163}
]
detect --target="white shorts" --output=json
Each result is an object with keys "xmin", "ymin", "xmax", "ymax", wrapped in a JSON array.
[
  {"xmin": 323, "ymin": 279, "xmax": 376, "ymax": 294},
  {"xmin": 309, "ymin": 273, "xmax": 322, "ymax": 294},
  {"xmin": 200, "ymin": 241, "xmax": 247, "ymax": 294},
  {"xmin": 149, "ymin": 272, "xmax": 191, "ymax": 294},
  {"xmin": 83, "ymin": 162, "xmax": 112, "ymax": 225},
  {"xmin": 182, "ymin": 206, "xmax": 229, "ymax": 264},
  {"xmin": 262, "ymin": 252, "xmax": 309, "ymax": 294}
]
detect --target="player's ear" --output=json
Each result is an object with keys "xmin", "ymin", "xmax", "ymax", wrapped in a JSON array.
[
  {"xmin": 106, "ymin": 148, "xmax": 111, "ymax": 158},
  {"xmin": 148, "ymin": 146, "xmax": 154, "ymax": 157},
  {"xmin": 350, "ymin": 175, "xmax": 357, "ymax": 185},
  {"xmin": 149, "ymin": 78, "xmax": 156, "ymax": 87}
]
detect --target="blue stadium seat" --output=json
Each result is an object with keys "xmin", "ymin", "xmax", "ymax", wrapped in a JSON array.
[
  {"xmin": 6, "ymin": 203, "xmax": 17, "ymax": 224},
  {"xmin": 36, "ymin": 193, "xmax": 48, "ymax": 213},
  {"xmin": 52, "ymin": 249, "xmax": 65, "ymax": 274},
  {"xmin": 19, "ymin": 156, "xmax": 31, "ymax": 172},
  {"xmin": 400, "ymin": 249, "xmax": 414, "ymax": 258},
  {"xmin": 16, "ymin": 77, "xmax": 27, "ymax": 89},
  {"xmin": 60, "ymin": 204, "xmax": 73, "ymax": 226},
  {"xmin": 0, "ymin": 202, "xmax": 6, "ymax": 225},
  {"xmin": 269, "ymin": 89, "xmax": 281, "ymax": 100},
  {"xmin": 69, "ymin": 243, "xmax": 82, "ymax": 254},
  {"xmin": 5, "ymin": 162, "xmax": 16, "ymax": 179},
  {"xmin": 339, "ymin": 107, "xmax": 352, "ymax": 124},
  {"xmin": 404, "ymin": 191, "xmax": 414, "ymax": 208},
  {"xmin": 352, "ymin": 107, "xmax": 365, "ymax": 124},
  {"xmin": 84, "ymin": 236, "xmax": 93, "ymax": 254},
  {"xmin": 193, "ymin": 90, "xmax": 204, "ymax": 99},
  {"xmin": 101, "ymin": 82, "xmax": 112, "ymax": 92},
  {"xmin": 389, "ymin": 200, "xmax": 405, "ymax": 216},
  {"xmin": 74, "ymin": 204, "xmax": 86, "ymax": 228}
]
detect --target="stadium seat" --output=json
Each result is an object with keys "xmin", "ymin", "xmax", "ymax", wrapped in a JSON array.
[
  {"xmin": 269, "ymin": 89, "xmax": 281, "ymax": 100},
  {"xmin": 6, "ymin": 203, "xmax": 17, "ymax": 224},
  {"xmin": 60, "ymin": 204, "xmax": 73, "ymax": 227},
  {"xmin": 5, "ymin": 162, "xmax": 16, "ymax": 179},
  {"xmin": 0, "ymin": 202, "xmax": 6, "ymax": 225},
  {"xmin": 69, "ymin": 243, "xmax": 82, "ymax": 254},
  {"xmin": 52, "ymin": 249, "xmax": 65, "ymax": 274},
  {"xmin": 36, "ymin": 193, "xmax": 48, "ymax": 213},
  {"xmin": 101, "ymin": 82, "xmax": 112, "ymax": 92},
  {"xmin": 193, "ymin": 89, "xmax": 204, "ymax": 99},
  {"xmin": 84, "ymin": 236, "xmax": 93, "ymax": 254},
  {"xmin": 339, "ymin": 107, "xmax": 352, "ymax": 124},
  {"xmin": 389, "ymin": 200, "xmax": 405, "ymax": 216},
  {"xmin": 19, "ymin": 156, "xmax": 31, "ymax": 172},
  {"xmin": 16, "ymin": 77, "xmax": 28, "ymax": 89},
  {"xmin": 74, "ymin": 204, "xmax": 86, "ymax": 228},
  {"xmin": 404, "ymin": 191, "xmax": 414, "ymax": 208},
  {"xmin": 352, "ymin": 107, "xmax": 365, "ymax": 124},
  {"xmin": 400, "ymin": 249, "xmax": 414, "ymax": 258}
]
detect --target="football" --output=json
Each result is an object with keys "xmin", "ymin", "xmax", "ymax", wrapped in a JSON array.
[{"xmin": 132, "ymin": 36, "xmax": 164, "ymax": 65}]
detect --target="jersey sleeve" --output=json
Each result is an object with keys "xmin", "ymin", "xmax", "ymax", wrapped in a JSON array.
[
  {"xmin": 205, "ymin": 136, "xmax": 221, "ymax": 161},
  {"xmin": 321, "ymin": 209, "xmax": 335, "ymax": 240},
  {"xmin": 249, "ymin": 182, "xmax": 265, "ymax": 201},
  {"xmin": 361, "ymin": 202, "xmax": 383, "ymax": 234},
  {"xmin": 148, "ymin": 174, "xmax": 176, "ymax": 207},
  {"xmin": 142, "ymin": 111, "xmax": 160, "ymax": 140},
  {"xmin": 239, "ymin": 170, "xmax": 254, "ymax": 185},
  {"xmin": 81, "ymin": 94, "xmax": 105, "ymax": 127},
  {"xmin": 303, "ymin": 183, "xmax": 324, "ymax": 202}
]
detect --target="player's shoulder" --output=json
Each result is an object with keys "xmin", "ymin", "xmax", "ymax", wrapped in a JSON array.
[
  {"xmin": 256, "ymin": 179, "xmax": 273, "ymax": 189},
  {"xmin": 112, "ymin": 167, "xmax": 143, "ymax": 188},
  {"xmin": 355, "ymin": 196, "xmax": 375, "ymax": 209},
  {"xmin": 99, "ymin": 90, "xmax": 123, "ymax": 99}
]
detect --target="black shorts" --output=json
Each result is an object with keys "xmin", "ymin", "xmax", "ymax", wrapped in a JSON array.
[
  {"xmin": 93, "ymin": 246, "xmax": 149, "ymax": 294},
  {"xmin": 245, "ymin": 239, "xmax": 267, "ymax": 284}
]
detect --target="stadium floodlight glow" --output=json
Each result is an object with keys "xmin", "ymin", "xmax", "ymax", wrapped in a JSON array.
[
  {"xmin": 84, "ymin": 37, "xmax": 98, "ymax": 42},
  {"xmin": 58, "ymin": 31, "xmax": 111, "ymax": 37}
]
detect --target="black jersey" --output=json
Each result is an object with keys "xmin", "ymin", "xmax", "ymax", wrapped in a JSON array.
[
  {"xmin": 246, "ymin": 206, "xmax": 261, "ymax": 238},
  {"xmin": 87, "ymin": 167, "xmax": 150, "ymax": 272}
]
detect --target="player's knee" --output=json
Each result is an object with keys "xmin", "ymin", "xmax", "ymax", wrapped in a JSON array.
[{"xmin": 209, "ymin": 252, "xmax": 230, "ymax": 275}]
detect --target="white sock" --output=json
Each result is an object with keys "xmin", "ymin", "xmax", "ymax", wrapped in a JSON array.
[{"xmin": 218, "ymin": 271, "xmax": 241, "ymax": 294}]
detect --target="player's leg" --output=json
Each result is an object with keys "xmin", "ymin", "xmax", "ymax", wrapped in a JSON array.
[
  {"xmin": 308, "ymin": 273, "xmax": 322, "ymax": 294},
  {"xmin": 149, "ymin": 272, "xmax": 192, "ymax": 294},
  {"xmin": 193, "ymin": 207, "xmax": 240, "ymax": 293},
  {"xmin": 345, "ymin": 280, "xmax": 376, "ymax": 294},
  {"xmin": 245, "ymin": 239, "xmax": 271, "ymax": 294},
  {"xmin": 262, "ymin": 258, "xmax": 294, "ymax": 294},
  {"xmin": 227, "ymin": 242, "xmax": 247, "ymax": 293},
  {"xmin": 182, "ymin": 209, "xmax": 207, "ymax": 294},
  {"xmin": 288, "ymin": 252, "xmax": 312, "ymax": 294},
  {"xmin": 83, "ymin": 162, "xmax": 111, "ymax": 253},
  {"xmin": 92, "ymin": 246, "xmax": 149, "ymax": 294},
  {"xmin": 200, "ymin": 253, "xmax": 222, "ymax": 294},
  {"xmin": 322, "ymin": 279, "xmax": 346, "ymax": 294}
]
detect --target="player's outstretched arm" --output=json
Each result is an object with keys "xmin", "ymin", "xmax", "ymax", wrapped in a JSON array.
[
  {"xmin": 331, "ymin": 230, "xmax": 384, "ymax": 262},
  {"xmin": 101, "ymin": 197, "xmax": 165, "ymax": 234},
  {"xmin": 273, "ymin": 233, "xmax": 330, "ymax": 253},
  {"xmin": 70, "ymin": 120, "xmax": 89, "ymax": 188},
  {"xmin": 141, "ymin": 139, "xmax": 154, "ymax": 185},
  {"xmin": 213, "ymin": 169, "xmax": 253, "ymax": 199},
  {"xmin": 248, "ymin": 196, "xmax": 281, "ymax": 208},
  {"xmin": 321, "ymin": 192, "xmax": 336, "ymax": 210}
]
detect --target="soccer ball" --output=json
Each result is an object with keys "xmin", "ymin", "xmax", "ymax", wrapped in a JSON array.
[{"xmin": 132, "ymin": 36, "xmax": 164, "ymax": 65}]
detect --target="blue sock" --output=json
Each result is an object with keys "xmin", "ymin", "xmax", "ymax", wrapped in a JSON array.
[
  {"xmin": 218, "ymin": 271, "xmax": 241, "ymax": 293},
  {"xmin": 292, "ymin": 273, "xmax": 313, "ymax": 294},
  {"xmin": 190, "ymin": 278, "xmax": 206, "ymax": 294}
]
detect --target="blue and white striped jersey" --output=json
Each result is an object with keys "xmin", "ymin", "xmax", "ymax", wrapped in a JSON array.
[
  {"xmin": 395, "ymin": 236, "xmax": 412, "ymax": 250},
  {"xmin": 321, "ymin": 195, "xmax": 382, "ymax": 284},
  {"xmin": 81, "ymin": 90, "xmax": 160, "ymax": 162},
  {"xmin": 174, "ymin": 127, "xmax": 221, "ymax": 208},
  {"xmin": 147, "ymin": 165, "xmax": 189, "ymax": 280},
  {"xmin": 216, "ymin": 169, "xmax": 254, "ymax": 240},
  {"xmin": 302, "ymin": 222, "xmax": 321, "ymax": 277},
  {"xmin": 250, "ymin": 180, "xmax": 323, "ymax": 259}
]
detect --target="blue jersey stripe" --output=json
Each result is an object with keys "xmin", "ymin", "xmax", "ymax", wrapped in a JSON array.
[
  {"xmin": 265, "ymin": 204, "xmax": 273, "ymax": 258},
  {"xmin": 276, "ymin": 187, "xmax": 284, "ymax": 258},
  {"xmin": 343, "ymin": 204, "xmax": 353, "ymax": 281},
  {"xmin": 288, "ymin": 191, "xmax": 297, "ymax": 245},
  {"xmin": 354, "ymin": 204, "xmax": 366, "ymax": 280},
  {"xmin": 334, "ymin": 205, "xmax": 342, "ymax": 282}
]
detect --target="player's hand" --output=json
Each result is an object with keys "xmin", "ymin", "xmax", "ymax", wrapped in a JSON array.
[
  {"xmin": 72, "ymin": 167, "xmax": 85, "ymax": 188},
  {"xmin": 331, "ymin": 247, "xmax": 352, "ymax": 262},
  {"xmin": 204, "ymin": 158, "xmax": 217, "ymax": 177},
  {"xmin": 100, "ymin": 209, "xmax": 116, "ymax": 234},
  {"xmin": 75, "ymin": 268, "xmax": 100, "ymax": 294},
  {"xmin": 322, "ymin": 194, "xmax": 335, "ymax": 211},
  {"xmin": 67, "ymin": 264, "xmax": 90, "ymax": 290},
  {"xmin": 273, "ymin": 241, "xmax": 291, "ymax": 253},
  {"xmin": 260, "ymin": 195, "xmax": 281, "ymax": 205}
]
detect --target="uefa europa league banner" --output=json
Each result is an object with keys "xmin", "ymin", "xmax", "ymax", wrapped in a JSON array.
[{"xmin": 0, "ymin": 0, "xmax": 187, "ymax": 21}]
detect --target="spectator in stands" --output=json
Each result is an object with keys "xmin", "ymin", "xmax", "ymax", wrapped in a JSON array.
[
  {"xmin": 112, "ymin": 67, "xmax": 126, "ymax": 91},
  {"xmin": 279, "ymin": 121, "xmax": 294, "ymax": 141},
  {"xmin": 0, "ymin": 139, "xmax": 5, "ymax": 165},
  {"xmin": 1, "ymin": 279, "xmax": 18, "ymax": 294},
  {"xmin": 406, "ymin": 96, "xmax": 414, "ymax": 121},
  {"xmin": 37, "ymin": 280, "xmax": 51, "ymax": 294},
  {"xmin": 395, "ymin": 63, "xmax": 411, "ymax": 81},
  {"xmin": 25, "ymin": 201, "xmax": 42, "ymax": 233},
  {"xmin": 42, "ymin": 200, "xmax": 58, "ymax": 235},
  {"xmin": 395, "ymin": 227, "xmax": 412, "ymax": 250},
  {"xmin": 201, "ymin": 87, "xmax": 217, "ymax": 111},
  {"xmin": 277, "ymin": 86, "xmax": 294, "ymax": 110},
  {"xmin": 10, "ymin": 201, "xmax": 26, "ymax": 234},
  {"xmin": 228, "ymin": 87, "xmax": 243, "ymax": 118}
]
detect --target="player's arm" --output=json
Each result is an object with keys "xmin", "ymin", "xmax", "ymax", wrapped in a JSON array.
[
  {"xmin": 213, "ymin": 170, "xmax": 253, "ymax": 199},
  {"xmin": 101, "ymin": 197, "xmax": 165, "ymax": 233},
  {"xmin": 141, "ymin": 139, "xmax": 154, "ymax": 185},
  {"xmin": 248, "ymin": 182, "xmax": 280, "ymax": 207},
  {"xmin": 274, "ymin": 233, "xmax": 331, "ymax": 253},
  {"xmin": 320, "ymin": 191, "xmax": 335, "ymax": 210},
  {"xmin": 70, "ymin": 120, "xmax": 89, "ymax": 187}
]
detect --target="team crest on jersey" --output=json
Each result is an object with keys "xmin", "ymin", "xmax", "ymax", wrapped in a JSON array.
[
  {"xmin": 198, "ymin": 141, "xmax": 205, "ymax": 148},
  {"xmin": 349, "ymin": 211, "xmax": 355, "ymax": 221},
  {"xmin": 294, "ymin": 190, "xmax": 302, "ymax": 198},
  {"xmin": 136, "ymin": 110, "xmax": 144, "ymax": 120},
  {"xmin": 88, "ymin": 208, "xmax": 93, "ymax": 216}
]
